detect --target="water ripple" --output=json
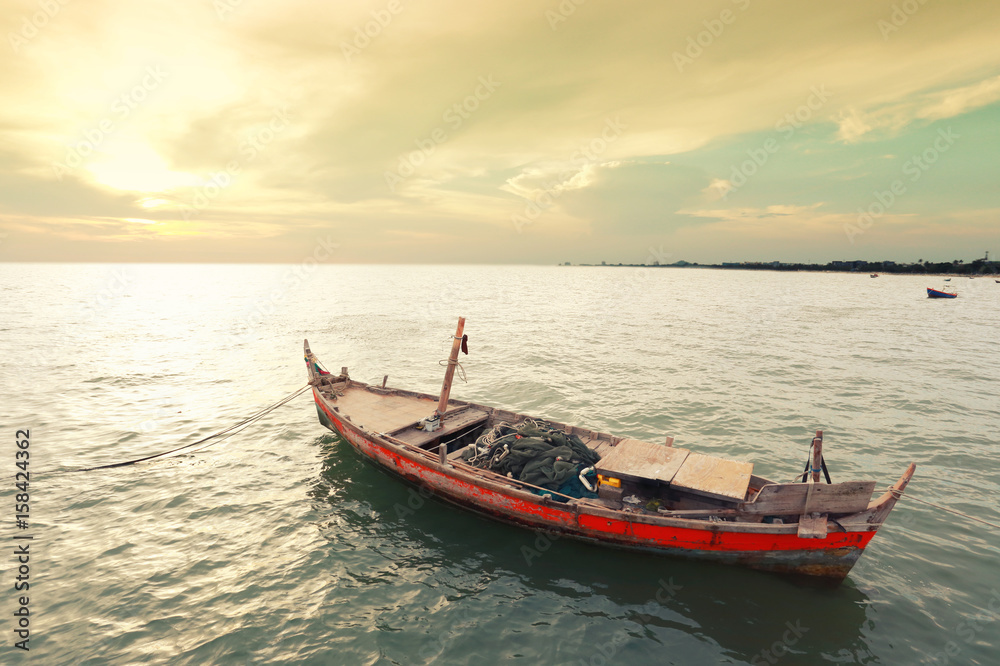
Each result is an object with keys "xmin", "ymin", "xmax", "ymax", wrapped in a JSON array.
[{"xmin": 3, "ymin": 264, "xmax": 999, "ymax": 664}]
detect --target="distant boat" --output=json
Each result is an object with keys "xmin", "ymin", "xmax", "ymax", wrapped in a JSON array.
[
  {"xmin": 944, "ymin": 278, "xmax": 951, "ymax": 281},
  {"xmin": 870, "ymin": 273, "xmax": 879, "ymax": 278},
  {"xmin": 927, "ymin": 287, "xmax": 958, "ymax": 299}
]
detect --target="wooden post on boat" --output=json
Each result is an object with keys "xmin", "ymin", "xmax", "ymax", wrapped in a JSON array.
[
  {"xmin": 437, "ymin": 317, "xmax": 466, "ymax": 464},
  {"xmin": 802, "ymin": 430, "xmax": 823, "ymax": 508},
  {"xmin": 811, "ymin": 430, "xmax": 823, "ymax": 483},
  {"xmin": 798, "ymin": 430, "xmax": 828, "ymax": 538},
  {"xmin": 437, "ymin": 317, "xmax": 466, "ymax": 417}
]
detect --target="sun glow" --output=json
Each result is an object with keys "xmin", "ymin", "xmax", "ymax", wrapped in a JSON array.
[
  {"xmin": 138, "ymin": 198, "xmax": 170, "ymax": 209},
  {"xmin": 86, "ymin": 142, "xmax": 200, "ymax": 193}
]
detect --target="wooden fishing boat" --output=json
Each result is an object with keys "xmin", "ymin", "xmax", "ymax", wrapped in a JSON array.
[
  {"xmin": 927, "ymin": 287, "xmax": 958, "ymax": 298},
  {"xmin": 305, "ymin": 319, "xmax": 915, "ymax": 581}
]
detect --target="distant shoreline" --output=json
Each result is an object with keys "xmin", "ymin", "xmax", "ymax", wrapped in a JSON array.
[{"xmin": 570, "ymin": 260, "xmax": 998, "ymax": 277}]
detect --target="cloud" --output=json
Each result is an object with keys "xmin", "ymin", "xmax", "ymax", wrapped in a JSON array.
[
  {"xmin": 836, "ymin": 75, "xmax": 1000, "ymax": 143},
  {"xmin": 919, "ymin": 75, "xmax": 1000, "ymax": 120},
  {"xmin": 500, "ymin": 159, "xmax": 631, "ymax": 203},
  {"xmin": 551, "ymin": 161, "xmax": 715, "ymax": 235},
  {"xmin": 2, "ymin": 0, "xmax": 1000, "ymax": 262},
  {"xmin": 836, "ymin": 108, "xmax": 874, "ymax": 143}
]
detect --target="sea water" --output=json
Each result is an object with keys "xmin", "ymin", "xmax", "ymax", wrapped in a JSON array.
[{"xmin": 1, "ymin": 263, "xmax": 998, "ymax": 664}]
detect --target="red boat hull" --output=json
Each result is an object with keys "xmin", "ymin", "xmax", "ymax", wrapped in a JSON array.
[{"xmin": 312, "ymin": 389, "xmax": 883, "ymax": 579}]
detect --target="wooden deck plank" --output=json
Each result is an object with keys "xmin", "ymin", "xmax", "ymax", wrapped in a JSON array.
[
  {"xmin": 743, "ymin": 481, "xmax": 877, "ymax": 515},
  {"xmin": 590, "ymin": 439, "xmax": 615, "ymax": 459},
  {"xmin": 594, "ymin": 439, "xmax": 691, "ymax": 484},
  {"xmin": 332, "ymin": 388, "xmax": 437, "ymax": 433},
  {"xmin": 671, "ymin": 452, "xmax": 754, "ymax": 501}
]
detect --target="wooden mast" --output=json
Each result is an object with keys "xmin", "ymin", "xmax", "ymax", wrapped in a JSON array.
[
  {"xmin": 437, "ymin": 317, "xmax": 466, "ymax": 416},
  {"xmin": 810, "ymin": 430, "xmax": 823, "ymax": 483},
  {"xmin": 436, "ymin": 317, "xmax": 466, "ymax": 465},
  {"xmin": 799, "ymin": 430, "xmax": 827, "ymax": 538}
]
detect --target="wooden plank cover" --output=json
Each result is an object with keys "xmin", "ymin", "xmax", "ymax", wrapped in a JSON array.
[
  {"xmin": 671, "ymin": 452, "xmax": 754, "ymax": 501},
  {"xmin": 594, "ymin": 439, "xmax": 690, "ymax": 484},
  {"xmin": 743, "ymin": 481, "xmax": 877, "ymax": 516}
]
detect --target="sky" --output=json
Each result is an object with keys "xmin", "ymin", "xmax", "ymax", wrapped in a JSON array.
[{"xmin": 1, "ymin": 0, "xmax": 999, "ymax": 265}]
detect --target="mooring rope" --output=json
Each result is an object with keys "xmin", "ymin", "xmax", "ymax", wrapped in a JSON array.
[
  {"xmin": 68, "ymin": 384, "xmax": 312, "ymax": 473},
  {"xmin": 891, "ymin": 487, "xmax": 1000, "ymax": 530}
]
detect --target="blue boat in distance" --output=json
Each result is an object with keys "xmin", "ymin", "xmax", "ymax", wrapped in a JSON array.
[{"xmin": 927, "ymin": 287, "xmax": 958, "ymax": 298}]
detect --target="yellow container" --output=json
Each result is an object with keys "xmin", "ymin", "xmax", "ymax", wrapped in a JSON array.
[{"xmin": 597, "ymin": 475, "xmax": 621, "ymax": 488}]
